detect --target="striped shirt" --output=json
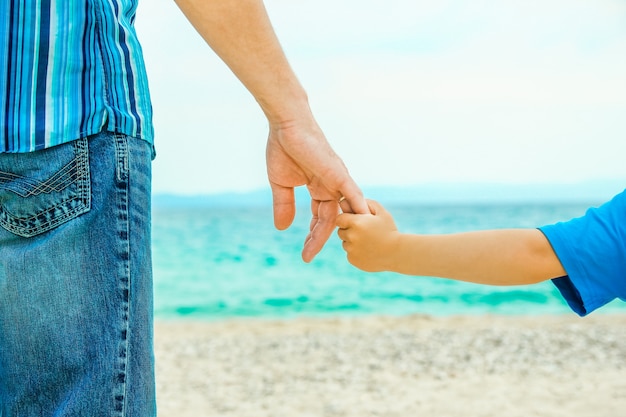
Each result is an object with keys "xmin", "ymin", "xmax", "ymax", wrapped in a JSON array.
[{"xmin": 0, "ymin": 0, "xmax": 153, "ymax": 153}]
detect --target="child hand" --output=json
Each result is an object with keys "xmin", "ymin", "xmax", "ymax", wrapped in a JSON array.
[{"xmin": 336, "ymin": 199, "xmax": 400, "ymax": 272}]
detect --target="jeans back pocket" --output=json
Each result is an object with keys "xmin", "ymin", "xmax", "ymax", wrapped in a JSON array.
[{"xmin": 0, "ymin": 138, "xmax": 91, "ymax": 238}]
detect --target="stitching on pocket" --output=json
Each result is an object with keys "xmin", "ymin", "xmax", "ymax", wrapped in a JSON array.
[
  {"xmin": 0, "ymin": 158, "xmax": 80, "ymax": 197},
  {"xmin": 0, "ymin": 139, "xmax": 92, "ymax": 238}
]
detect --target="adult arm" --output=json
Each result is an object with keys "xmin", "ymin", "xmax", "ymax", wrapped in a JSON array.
[
  {"xmin": 174, "ymin": 0, "xmax": 368, "ymax": 261},
  {"xmin": 337, "ymin": 200, "xmax": 566, "ymax": 285}
]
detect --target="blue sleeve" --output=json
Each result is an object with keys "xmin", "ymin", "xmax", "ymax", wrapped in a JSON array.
[{"xmin": 538, "ymin": 189, "xmax": 626, "ymax": 316}]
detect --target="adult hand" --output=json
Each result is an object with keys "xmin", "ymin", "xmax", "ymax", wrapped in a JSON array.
[
  {"xmin": 174, "ymin": 0, "xmax": 368, "ymax": 260},
  {"xmin": 267, "ymin": 118, "xmax": 368, "ymax": 262}
]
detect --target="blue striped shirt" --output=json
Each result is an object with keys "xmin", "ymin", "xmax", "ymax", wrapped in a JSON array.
[{"xmin": 0, "ymin": 0, "xmax": 153, "ymax": 153}]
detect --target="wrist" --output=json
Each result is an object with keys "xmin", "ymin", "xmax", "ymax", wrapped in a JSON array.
[
  {"xmin": 387, "ymin": 233, "xmax": 422, "ymax": 275},
  {"xmin": 381, "ymin": 231, "xmax": 406, "ymax": 273},
  {"xmin": 259, "ymin": 89, "xmax": 311, "ymax": 127}
]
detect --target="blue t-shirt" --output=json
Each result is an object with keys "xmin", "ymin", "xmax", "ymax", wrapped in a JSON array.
[{"xmin": 539, "ymin": 190, "xmax": 626, "ymax": 316}]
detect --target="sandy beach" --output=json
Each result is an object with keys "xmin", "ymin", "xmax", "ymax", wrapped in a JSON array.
[{"xmin": 155, "ymin": 314, "xmax": 626, "ymax": 417}]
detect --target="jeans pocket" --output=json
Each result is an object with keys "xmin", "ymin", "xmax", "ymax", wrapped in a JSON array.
[{"xmin": 0, "ymin": 138, "xmax": 91, "ymax": 238}]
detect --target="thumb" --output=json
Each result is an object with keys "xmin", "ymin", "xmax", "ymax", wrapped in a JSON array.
[
  {"xmin": 270, "ymin": 184, "xmax": 296, "ymax": 230},
  {"xmin": 336, "ymin": 211, "xmax": 355, "ymax": 229},
  {"xmin": 366, "ymin": 199, "xmax": 384, "ymax": 216}
]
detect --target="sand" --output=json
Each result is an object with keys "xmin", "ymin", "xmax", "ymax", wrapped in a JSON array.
[{"xmin": 154, "ymin": 314, "xmax": 626, "ymax": 417}]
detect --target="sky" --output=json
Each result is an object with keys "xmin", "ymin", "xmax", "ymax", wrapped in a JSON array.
[{"xmin": 136, "ymin": 0, "xmax": 626, "ymax": 196}]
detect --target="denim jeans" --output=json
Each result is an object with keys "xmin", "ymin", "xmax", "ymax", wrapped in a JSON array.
[{"xmin": 0, "ymin": 132, "xmax": 156, "ymax": 416}]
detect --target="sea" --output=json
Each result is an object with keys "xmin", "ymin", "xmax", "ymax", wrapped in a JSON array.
[{"xmin": 152, "ymin": 196, "xmax": 626, "ymax": 320}]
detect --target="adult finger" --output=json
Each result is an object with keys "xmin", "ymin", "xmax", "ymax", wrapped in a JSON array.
[
  {"xmin": 338, "ymin": 180, "xmax": 369, "ymax": 215},
  {"xmin": 270, "ymin": 184, "xmax": 296, "ymax": 230},
  {"xmin": 302, "ymin": 200, "xmax": 339, "ymax": 262}
]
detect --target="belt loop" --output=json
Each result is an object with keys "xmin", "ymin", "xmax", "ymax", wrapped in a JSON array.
[{"xmin": 114, "ymin": 134, "xmax": 129, "ymax": 182}]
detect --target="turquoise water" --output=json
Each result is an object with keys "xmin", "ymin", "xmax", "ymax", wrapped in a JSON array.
[{"xmin": 152, "ymin": 201, "xmax": 626, "ymax": 319}]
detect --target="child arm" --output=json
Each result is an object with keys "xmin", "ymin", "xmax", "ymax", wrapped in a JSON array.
[{"xmin": 336, "ymin": 200, "xmax": 567, "ymax": 285}]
